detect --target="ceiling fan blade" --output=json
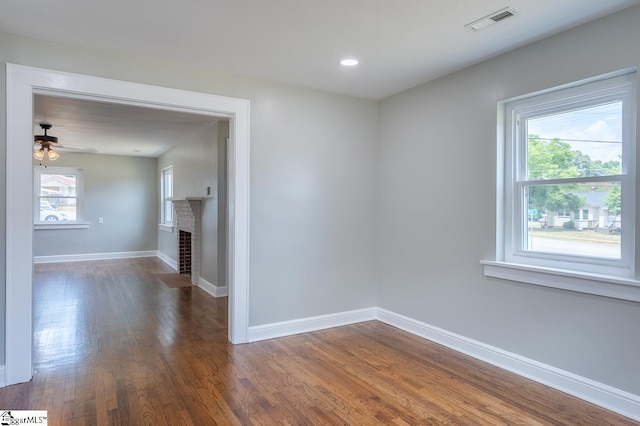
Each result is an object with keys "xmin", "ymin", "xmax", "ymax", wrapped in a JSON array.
[
  {"xmin": 56, "ymin": 144, "xmax": 98, "ymax": 153},
  {"xmin": 33, "ymin": 142, "xmax": 97, "ymax": 154},
  {"xmin": 33, "ymin": 141, "xmax": 61, "ymax": 147}
]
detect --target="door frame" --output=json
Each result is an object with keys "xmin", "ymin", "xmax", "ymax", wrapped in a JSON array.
[{"xmin": 5, "ymin": 64, "xmax": 251, "ymax": 385}]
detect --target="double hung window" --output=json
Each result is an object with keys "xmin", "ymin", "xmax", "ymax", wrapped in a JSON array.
[
  {"xmin": 34, "ymin": 166, "xmax": 84, "ymax": 226},
  {"xmin": 496, "ymin": 72, "xmax": 637, "ymax": 287},
  {"xmin": 160, "ymin": 165, "xmax": 174, "ymax": 228}
]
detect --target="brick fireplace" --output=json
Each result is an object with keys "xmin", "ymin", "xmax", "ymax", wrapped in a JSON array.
[
  {"xmin": 172, "ymin": 198, "xmax": 202, "ymax": 285},
  {"xmin": 179, "ymin": 230, "xmax": 192, "ymax": 275}
]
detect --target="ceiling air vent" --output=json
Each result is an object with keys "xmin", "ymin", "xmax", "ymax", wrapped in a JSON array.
[{"xmin": 465, "ymin": 7, "xmax": 516, "ymax": 32}]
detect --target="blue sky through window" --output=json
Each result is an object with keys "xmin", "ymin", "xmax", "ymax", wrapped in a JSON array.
[{"xmin": 527, "ymin": 102, "xmax": 622, "ymax": 163}]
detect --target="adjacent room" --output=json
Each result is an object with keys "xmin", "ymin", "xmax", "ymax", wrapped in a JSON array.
[{"xmin": 31, "ymin": 94, "xmax": 229, "ymax": 292}]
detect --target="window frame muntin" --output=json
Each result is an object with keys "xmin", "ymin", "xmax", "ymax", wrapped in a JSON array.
[{"xmin": 504, "ymin": 72, "xmax": 636, "ymax": 277}]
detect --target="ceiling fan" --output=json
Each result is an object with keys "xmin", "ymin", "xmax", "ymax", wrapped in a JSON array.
[{"xmin": 33, "ymin": 122, "xmax": 97, "ymax": 161}]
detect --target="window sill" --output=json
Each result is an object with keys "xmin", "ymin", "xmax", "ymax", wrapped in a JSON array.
[
  {"xmin": 34, "ymin": 222, "xmax": 90, "ymax": 230},
  {"xmin": 481, "ymin": 260, "xmax": 640, "ymax": 303},
  {"xmin": 159, "ymin": 224, "xmax": 174, "ymax": 233}
]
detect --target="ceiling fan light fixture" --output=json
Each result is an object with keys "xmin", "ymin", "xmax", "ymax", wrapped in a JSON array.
[
  {"xmin": 34, "ymin": 123, "xmax": 58, "ymax": 145},
  {"xmin": 47, "ymin": 147, "xmax": 60, "ymax": 161},
  {"xmin": 34, "ymin": 122, "xmax": 62, "ymax": 161},
  {"xmin": 33, "ymin": 148, "xmax": 45, "ymax": 161}
]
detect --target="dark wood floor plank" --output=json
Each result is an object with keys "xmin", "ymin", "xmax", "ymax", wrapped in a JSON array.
[{"xmin": 0, "ymin": 258, "xmax": 635, "ymax": 425}]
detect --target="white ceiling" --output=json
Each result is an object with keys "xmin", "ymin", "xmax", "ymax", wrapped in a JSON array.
[
  {"xmin": 2, "ymin": 0, "xmax": 639, "ymax": 100},
  {"xmin": 34, "ymin": 95, "xmax": 220, "ymax": 157},
  {"xmin": 8, "ymin": 1, "xmax": 640, "ymax": 156}
]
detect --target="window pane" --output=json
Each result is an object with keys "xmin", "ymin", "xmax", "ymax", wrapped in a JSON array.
[
  {"xmin": 39, "ymin": 197, "xmax": 76, "ymax": 222},
  {"xmin": 166, "ymin": 173, "xmax": 173, "ymax": 197},
  {"xmin": 527, "ymin": 102, "xmax": 622, "ymax": 180},
  {"xmin": 525, "ymin": 182, "xmax": 620, "ymax": 259},
  {"xmin": 165, "ymin": 200, "xmax": 173, "ymax": 223},
  {"xmin": 161, "ymin": 167, "xmax": 173, "ymax": 225},
  {"xmin": 40, "ymin": 173, "xmax": 77, "ymax": 197}
]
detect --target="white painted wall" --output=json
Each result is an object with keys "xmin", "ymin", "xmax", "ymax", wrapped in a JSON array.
[
  {"xmin": 377, "ymin": 6, "xmax": 640, "ymax": 395},
  {"xmin": 34, "ymin": 153, "xmax": 158, "ymax": 256}
]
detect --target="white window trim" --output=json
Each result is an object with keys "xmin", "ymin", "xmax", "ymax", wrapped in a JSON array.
[
  {"xmin": 35, "ymin": 223, "xmax": 90, "ymax": 230},
  {"xmin": 158, "ymin": 224, "xmax": 174, "ymax": 233},
  {"xmin": 482, "ymin": 260, "xmax": 640, "ymax": 302},
  {"xmin": 160, "ymin": 165, "xmax": 174, "ymax": 230},
  {"xmin": 485, "ymin": 71, "xmax": 639, "ymax": 302},
  {"xmin": 34, "ymin": 166, "xmax": 86, "ymax": 229}
]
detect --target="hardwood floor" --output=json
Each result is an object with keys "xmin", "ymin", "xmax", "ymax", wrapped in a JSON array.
[{"xmin": 0, "ymin": 258, "xmax": 635, "ymax": 425}]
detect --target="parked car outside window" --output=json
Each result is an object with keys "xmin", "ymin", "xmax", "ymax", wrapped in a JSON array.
[{"xmin": 40, "ymin": 207, "xmax": 67, "ymax": 221}]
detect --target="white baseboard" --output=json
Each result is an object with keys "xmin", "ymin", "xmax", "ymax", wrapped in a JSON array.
[
  {"xmin": 248, "ymin": 307, "xmax": 377, "ymax": 342},
  {"xmin": 156, "ymin": 251, "xmax": 177, "ymax": 270},
  {"xmin": 197, "ymin": 277, "xmax": 228, "ymax": 298},
  {"xmin": 376, "ymin": 308, "xmax": 640, "ymax": 422},
  {"xmin": 34, "ymin": 250, "xmax": 158, "ymax": 264},
  {"xmin": 0, "ymin": 365, "xmax": 5, "ymax": 388}
]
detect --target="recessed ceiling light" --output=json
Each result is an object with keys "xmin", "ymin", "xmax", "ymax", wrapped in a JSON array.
[{"xmin": 339, "ymin": 58, "xmax": 359, "ymax": 67}]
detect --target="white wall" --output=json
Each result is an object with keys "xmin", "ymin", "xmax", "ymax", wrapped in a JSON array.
[
  {"xmin": 377, "ymin": 6, "xmax": 640, "ymax": 395},
  {"xmin": 34, "ymin": 153, "xmax": 158, "ymax": 256}
]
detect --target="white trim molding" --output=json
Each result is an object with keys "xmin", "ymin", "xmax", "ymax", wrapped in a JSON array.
[
  {"xmin": 248, "ymin": 308, "xmax": 377, "ymax": 343},
  {"xmin": 482, "ymin": 260, "xmax": 640, "ymax": 302},
  {"xmin": 5, "ymin": 63, "xmax": 251, "ymax": 386},
  {"xmin": 156, "ymin": 251, "xmax": 178, "ymax": 270},
  {"xmin": 34, "ymin": 222, "xmax": 90, "ymax": 230},
  {"xmin": 158, "ymin": 224, "xmax": 174, "ymax": 233},
  {"xmin": 34, "ymin": 250, "xmax": 158, "ymax": 264},
  {"xmin": 376, "ymin": 308, "xmax": 640, "ymax": 422},
  {"xmin": 198, "ymin": 277, "xmax": 228, "ymax": 298},
  {"xmin": 0, "ymin": 366, "xmax": 5, "ymax": 388}
]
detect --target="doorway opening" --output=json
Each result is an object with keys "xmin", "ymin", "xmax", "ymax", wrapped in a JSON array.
[{"xmin": 5, "ymin": 64, "xmax": 250, "ymax": 386}]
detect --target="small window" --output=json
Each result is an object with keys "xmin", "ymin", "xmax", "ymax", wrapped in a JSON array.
[
  {"xmin": 582, "ymin": 209, "xmax": 589, "ymax": 220},
  {"xmin": 161, "ymin": 166, "xmax": 174, "ymax": 226},
  {"xmin": 503, "ymin": 72, "xmax": 636, "ymax": 277},
  {"xmin": 34, "ymin": 166, "xmax": 84, "ymax": 224}
]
